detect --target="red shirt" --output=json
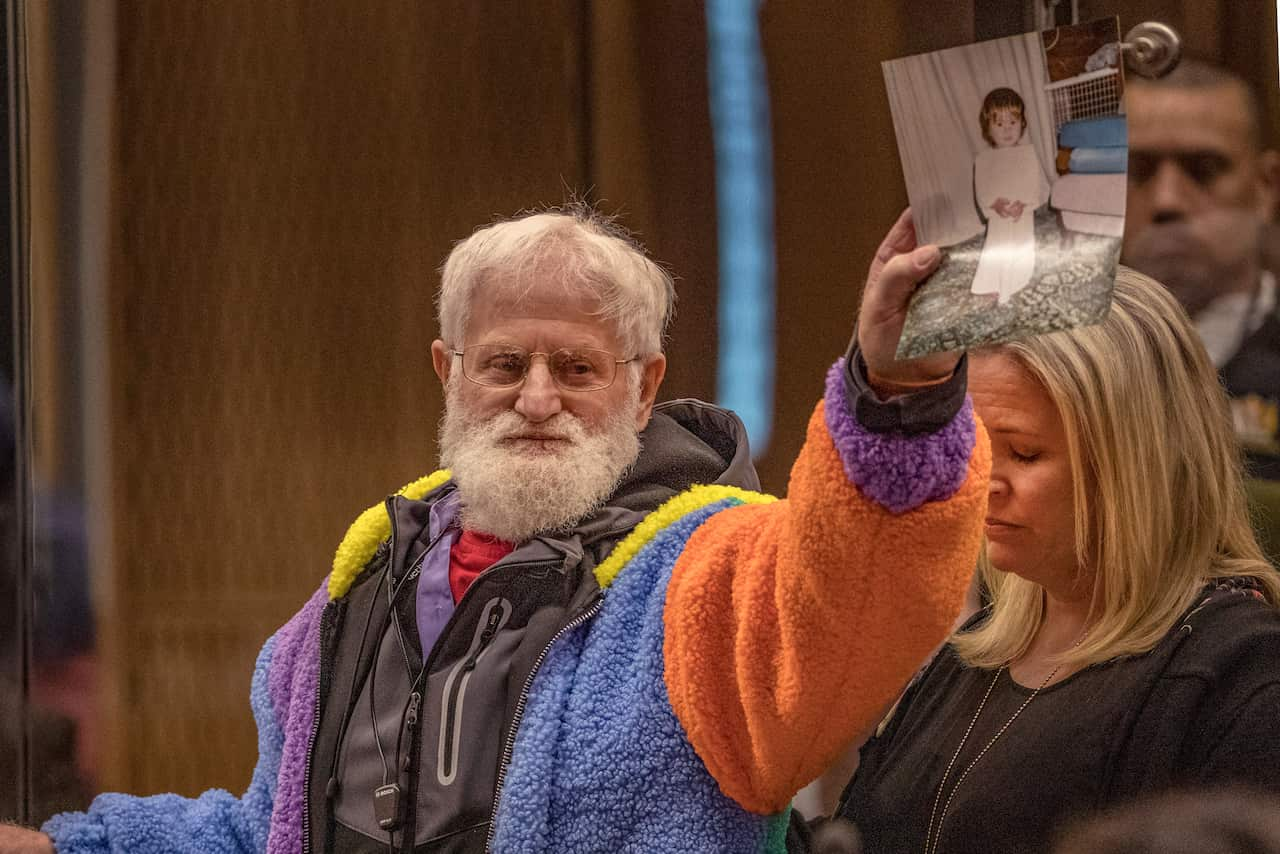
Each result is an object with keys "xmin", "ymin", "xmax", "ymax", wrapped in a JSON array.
[{"xmin": 448, "ymin": 530, "xmax": 515, "ymax": 603}]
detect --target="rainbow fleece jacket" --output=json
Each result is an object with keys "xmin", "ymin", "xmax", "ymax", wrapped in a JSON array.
[{"xmin": 44, "ymin": 357, "xmax": 989, "ymax": 853}]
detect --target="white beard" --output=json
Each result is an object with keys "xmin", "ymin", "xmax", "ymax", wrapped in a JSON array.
[{"xmin": 438, "ymin": 382, "xmax": 642, "ymax": 543}]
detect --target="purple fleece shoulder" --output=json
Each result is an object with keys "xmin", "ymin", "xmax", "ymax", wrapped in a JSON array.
[
  {"xmin": 264, "ymin": 582, "xmax": 327, "ymax": 854},
  {"xmin": 823, "ymin": 359, "xmax": 975, "ymax": 514},
  {"xmin": 42, "ymin": 584, "xmax": 328, "ymax": 854}
]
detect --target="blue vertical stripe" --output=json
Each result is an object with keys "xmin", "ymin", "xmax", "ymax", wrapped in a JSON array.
[{"xmin": 707, "ymin": 0, "xmax": 776, "ymax": 456}]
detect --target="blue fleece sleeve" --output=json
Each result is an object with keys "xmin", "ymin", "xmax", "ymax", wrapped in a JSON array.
[{"xmin": 42, "ymin": 635, "xmax": 283, "ymax": 854}]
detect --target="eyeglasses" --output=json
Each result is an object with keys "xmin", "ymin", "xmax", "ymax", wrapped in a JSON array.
[{"xmin": 452, "ymin": 344, "xmax": 637, "ymax": 391}]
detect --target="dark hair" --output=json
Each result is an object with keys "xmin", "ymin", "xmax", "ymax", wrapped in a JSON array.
[
  {"xmin": 1054, "ymin": 788, "xmax": 1280, "ymax": 854},
  {"xmin": 979, "ymin": 87, "xmax": 1027, "ymax": 147}
]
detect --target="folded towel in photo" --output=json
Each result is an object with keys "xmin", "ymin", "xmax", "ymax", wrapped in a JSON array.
[
  {"xmin": 1051, "ymin": 173, "xmax": 1126, "ymax": 216},
  {"xmin": 1057, "ymin": 115, "xmax": 1127, "ymax": 148},
  {"xmin": 1067, "ymin": 146, "xmax": 1128, "ymax": 174},
  {"xmin": 1061, "ymin": 210, "xmax": 1124, "ymax": 237}
]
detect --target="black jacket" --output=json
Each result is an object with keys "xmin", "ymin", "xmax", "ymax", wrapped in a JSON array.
[
  {"xmin": 306, "ymin": 400, "xmax": 759, "ymax": 853},
  {"xmin": 1222, "ymin": 305, "xmax": 1280, "ymax": 479}
]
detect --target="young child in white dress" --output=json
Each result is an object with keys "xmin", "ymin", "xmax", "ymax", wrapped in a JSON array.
[{"xmin": 970, "ymin": 87, "xmax": 1051, "ymax": 305}]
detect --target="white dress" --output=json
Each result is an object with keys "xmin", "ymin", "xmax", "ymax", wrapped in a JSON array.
[{"xmin": 970, "ymin": 143, "xmax": 1051, "ymax": 304}]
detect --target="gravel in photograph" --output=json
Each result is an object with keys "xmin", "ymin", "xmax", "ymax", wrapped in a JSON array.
[{"xmin": 896, "ymin": 206, "xmax": 1119, "ymax": 359}]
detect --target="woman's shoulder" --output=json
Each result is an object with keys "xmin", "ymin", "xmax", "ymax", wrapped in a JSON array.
[
  {"xmin": 1162, "ymin": 580, "xmax": 1280, "ymax": 682},
  {"xmin": 1089, "ymin": 583, "xmax": 1280, "ymax": 800},
  {"xmin": 1179, "ymin": 579, "xmax": 1280, "ymax": 634}
]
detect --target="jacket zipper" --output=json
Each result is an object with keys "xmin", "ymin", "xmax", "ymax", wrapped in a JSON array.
[
  {"xmin": 484, "ymin": 593, "xmax": 604, "ymax": 851},
  {"xmin": 302, "ymin": 600, "xmax": 339, "ymax": 854},
  {"xmin": 438, "ymin": 597, "xmax": 512, "ymax": 786},
  {"xmin": 302, "ymin": 661, "xmax": 322, "ymax": 854},
  {"xmin": 367, "ymin": 500, "xmax": 567, "ymax": 847},
  {"xmin": 308, "ymin": 485, "xmax": 606, "ymax": 851},
  {"xmin": 304, "ymin": 528, "xmax": 389, "ymax": 853}
]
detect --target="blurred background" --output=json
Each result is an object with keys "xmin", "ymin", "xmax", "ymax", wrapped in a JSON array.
[{"xmin": 0, "ymin": 0, "xmax": 1276, "ymax": 825}]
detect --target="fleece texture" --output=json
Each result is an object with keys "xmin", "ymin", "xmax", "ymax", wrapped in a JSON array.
[
  {"xmin": 491, "ymin": 496, "xmax": 790, "ymax": 854},
  {"xmin": 593, "ymin": 484, "xmax": 778, "ymax": 589},
  {"xmin": 261, "ymin": 586, "xmax": 326, "ymax": 854},
  {"xmin": 494, "ymin": 363, "xmax": 987, "ymax": 843},
  {"xmin": 664, "ymin": 391, "xmax": 989, "ymax": 813},
  {"xmin": 41, "ymin": 359, "xmax": 988, "ymax": 852},
  {"xmin": 824, "ymin": 360, "xmax": 976, "ymax": 514},
  {"xmin": 44, "ymin": 639, "xmax": 282, "ymax": 853},
  {"xmin": 328, "ymin": 469, "xmax": 452, "ymax": 600},
  {"xmin": 43, "ymin": 584, "xmax": 328, "ymax": 854}
]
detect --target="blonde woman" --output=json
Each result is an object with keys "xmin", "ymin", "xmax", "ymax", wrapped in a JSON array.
[{"xmin": 829, "ymin": 268, "xmax": 1280, "ymax": 854}]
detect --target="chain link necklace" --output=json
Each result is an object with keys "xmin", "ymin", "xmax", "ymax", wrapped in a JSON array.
[{"xmin": 921, "ymin": 659, "xmax": 1066, "ymax": 854}]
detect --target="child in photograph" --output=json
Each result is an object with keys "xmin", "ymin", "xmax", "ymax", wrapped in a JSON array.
[{"xmin": 970, "ymin": 87, "xmax": 1051, "ymax": 305}]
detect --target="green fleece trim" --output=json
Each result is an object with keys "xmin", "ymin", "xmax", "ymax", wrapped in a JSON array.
[
  {"xmin": 328, "ymin": 470, "xmax": 452, "ymax": 600},
  {"xmin": 764, "ymin": 806, "xmax": 792, "ymax": 854},
  {"xmin": 593, "ymin": 484, "xmax": 776, "ymax": 590}
]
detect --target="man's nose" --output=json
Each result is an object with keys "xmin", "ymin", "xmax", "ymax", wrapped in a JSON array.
[
  {"xmin": 513, "ymin": 360, "xmax": 563, "ymax": 423},
  {"xmin": 1148, "ymin": 158, "xmax": 1195, "ymax": 224}
]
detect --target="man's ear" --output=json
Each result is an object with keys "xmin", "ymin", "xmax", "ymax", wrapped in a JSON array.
[
  {"xmin": 634, "ymin": 354, "xmax": 668, "ymax": 431},
  {"xmin": 431, "ymin": 340, "xmax": 453, "ymax": 387}
]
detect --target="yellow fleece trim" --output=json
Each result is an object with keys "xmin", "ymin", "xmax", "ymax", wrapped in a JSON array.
[
  {"xmin": 328, "ymin": 469, "xmax": 453, "ymax": 600},
  {"xmin": 593, "ymin": 484, "xmax": 776, "ymax": 590}
]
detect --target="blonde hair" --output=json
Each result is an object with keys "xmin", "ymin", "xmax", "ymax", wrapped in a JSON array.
[{"xmin": 954, "ymin": 267, "xmax": 1280, "ymax": 671}]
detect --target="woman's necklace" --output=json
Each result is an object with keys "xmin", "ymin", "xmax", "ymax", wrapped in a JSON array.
[{"xmin": 921, "ymin": 658, "xmax": 1066, "ymax": 854}]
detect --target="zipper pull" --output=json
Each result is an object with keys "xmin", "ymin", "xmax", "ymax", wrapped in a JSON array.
[
  {"xmin": 477, "ymin": 607, "xmax": 502, "ymax": 645},
  {"xmin": 406, "ymin": 691, "xmax": 421, "ymax": 728}
]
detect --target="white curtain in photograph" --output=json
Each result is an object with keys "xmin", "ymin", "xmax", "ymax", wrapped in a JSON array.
[{"xmin": 883, "ymin": 32, "xmax": 1056, "ymax": 247}]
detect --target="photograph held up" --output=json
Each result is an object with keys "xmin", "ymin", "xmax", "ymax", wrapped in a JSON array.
[{"xmin": 883, "ymin": 18, "xmax": 1126, "ymax": 359}]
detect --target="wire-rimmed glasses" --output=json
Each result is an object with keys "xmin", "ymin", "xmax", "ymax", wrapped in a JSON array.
[{"xmin": 452, "ymin": 344, "xmax": 637, "ymax": 391}]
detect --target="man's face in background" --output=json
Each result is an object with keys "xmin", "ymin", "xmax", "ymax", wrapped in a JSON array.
[{"xmin": 1122, "ymin": 81, "xmax": 1278, "ymax": 317}]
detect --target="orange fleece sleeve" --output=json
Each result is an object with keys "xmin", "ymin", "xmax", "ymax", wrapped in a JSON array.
[{"xmin": 662, "ymin": 401, "xmax": 990, "ymax": 814}]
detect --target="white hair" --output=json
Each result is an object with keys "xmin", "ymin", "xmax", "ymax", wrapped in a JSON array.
[{"xmin": 437, "ymin": 204, "xmax": 676, "ymax": 356}]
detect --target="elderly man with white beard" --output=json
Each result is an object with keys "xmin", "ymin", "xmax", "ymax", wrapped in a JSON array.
[{"xmin": 14, "ymin": 205, "xmax": 988, "ymax": 854}]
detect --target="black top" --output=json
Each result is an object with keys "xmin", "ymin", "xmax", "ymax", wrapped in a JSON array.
[
  {"xmin": 823, "ymin": 583, "xmax": 1280, "ymax": 854},
  {"xmin": 312, "ymin": 399, "xmax": 761, "ymax": 853}
]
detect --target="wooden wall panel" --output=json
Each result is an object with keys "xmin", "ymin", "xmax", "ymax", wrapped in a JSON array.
[
  {"xmin": 592, "ymin": 2, "xmax": 974, "ymax": 487},
  {"xmin": 105, "ymin": 0, "xmax": 588, "ymax": 795},
  {"xmin": 756, "ymin": 3, "xmax": 916, "ymax": 491},
  {"xmin": 593, "ymin": 2, "xmax": 954, "ymax": 490},
  {"xmin": 589, "ymin": 4, "xmax": 719, "ymax": 405}
]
